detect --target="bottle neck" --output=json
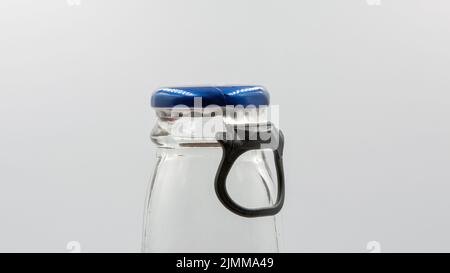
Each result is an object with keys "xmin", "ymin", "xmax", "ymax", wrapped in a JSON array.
[{"xmin": 151, "ymin": 107, "xmax": 270, "ymax": 148}]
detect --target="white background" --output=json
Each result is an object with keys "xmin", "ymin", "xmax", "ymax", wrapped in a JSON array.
[{"xmin": 1, "ymin": 0, "xmax": 450, "ymax": 252}]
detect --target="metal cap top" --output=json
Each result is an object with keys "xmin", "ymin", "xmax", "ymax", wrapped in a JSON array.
[{"xmin": 151, "ymin": 85, "xmax": 270, "ymax": 108}]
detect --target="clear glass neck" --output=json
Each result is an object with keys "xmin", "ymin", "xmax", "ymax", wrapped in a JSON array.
[{"xmin": 151, "ymin": 106, "xmax": 270, "ymax": 148}]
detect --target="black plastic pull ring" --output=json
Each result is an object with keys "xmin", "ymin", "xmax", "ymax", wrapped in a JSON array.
[{"xmin": 214, "ymin": 123, "xmax": 285, "ymax": 218}]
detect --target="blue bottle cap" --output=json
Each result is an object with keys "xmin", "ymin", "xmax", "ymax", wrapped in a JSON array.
[{"xmin": 151, "ymin": 85, "xmax": 270, "ymax": 108}]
